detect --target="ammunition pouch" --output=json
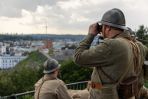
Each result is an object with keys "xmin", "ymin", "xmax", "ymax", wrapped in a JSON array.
[{"xmin": 118, "ymin": 76, "xmax": 138, "ymax": 99}]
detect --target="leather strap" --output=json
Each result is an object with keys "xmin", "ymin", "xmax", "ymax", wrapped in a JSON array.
[
  {"xmin": 37, "ymin": 78, "xmax": 44, "ymax": 99},
  {"xmin": 37, "ymin": 76, "xmax": 56, "ymax": 99},
  {"xmin": 128, "ymin": 41, "xmax": 141, "ymax": 74},
  {"xmin": 100, "ymin": 67, "xmax": 117, "ymax": 83}
]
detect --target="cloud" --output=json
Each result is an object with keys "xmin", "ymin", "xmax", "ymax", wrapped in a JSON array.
[
  {"xmin": 0, "ymin": 0, "xmax": 59, "ymax": 17},
  {"xmin": 0, "ymin": 0, "xmax": 148, "ymax": 34}
]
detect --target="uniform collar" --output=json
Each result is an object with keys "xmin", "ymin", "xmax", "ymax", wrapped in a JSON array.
[
  {"xmin": 114, "ymin": 31, "xmax": 132, "ymax": 40},
  {"xmin": 44, "ymin": 74, "xmax": 57, "ymax": 80}
]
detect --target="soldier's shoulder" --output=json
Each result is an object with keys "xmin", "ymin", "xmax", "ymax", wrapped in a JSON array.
[
  {"xmin": 42, "ymin": 79, "xmax": 66, "ymax": 91},
  {"xmin": 34, "ymin": 78, "xmax": 43, "ymax": 87},
  {"xmin": 102, "ymin": 38, "xmax": 131, "ymax": 52},
  {"xmin": 55, "ymin": 79, "xmax": 65, "ymax": 85},
  {"xmin": 45, "ymin": 79, "xmax": 65, "ymax": 86},
  {"xmin": 103, "ymin": 38, "xmax": 124, "ymax": 45}
]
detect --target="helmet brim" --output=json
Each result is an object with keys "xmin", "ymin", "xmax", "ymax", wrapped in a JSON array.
[
  {"xmin": 98, "ymin": 21, "xmax": 128, "ymax": 30},
  {"xmin": 43, "ymin": 64, "xmax": 61, "ymax": 74}
]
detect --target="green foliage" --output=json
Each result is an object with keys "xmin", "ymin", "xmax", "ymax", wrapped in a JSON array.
[
  {"xmin": 60, "ymin": 59, "xmax": 93, "ymax": 83},
  {"xmin": 16, "ymin": 51, "xmax": 47, "ymax": 68},
  {"xmin": 48, "ymin": 48, "xmax": 54, "ymax": 55},
  {"xmin": 0, "ymin": 51, "xmax": 92, "ymax": 96},
  {"xmin": 19, "ymin": 95, "xmax": 33, "ymax": 99},
  {"xmin": 136, "ymin": 25, "xmax": 148, "ymax": 40},
  {"xmin": 0, "ymin": 70, "xmax": 16, "ymax": 95},
  {"xmin": 144, "ymin": 80, "xmax": 148, "ymax": 88},
  {"xmin": 136, "ymin": 25, "xmax": 148, "ymax": 46},
  {"xmin": 0, "ymin": 51, "xmax": 47, "ymax": 96}
]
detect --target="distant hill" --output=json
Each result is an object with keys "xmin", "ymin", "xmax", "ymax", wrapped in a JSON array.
[
  {"xmin": 16, "ymin": 51, "xmax": 47, "ymax": 68},
  {"xmin": 0, "ymin": 34, "xmax": 85, "ymax": 41},
  {"xmin": 0, "ymin": 34, "xmax": 33, "ymax": 41}
]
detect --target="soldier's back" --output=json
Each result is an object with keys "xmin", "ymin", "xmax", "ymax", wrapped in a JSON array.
[{"xmin": 34, "ymin": 78, "xmax": 64, "ymax": 99}]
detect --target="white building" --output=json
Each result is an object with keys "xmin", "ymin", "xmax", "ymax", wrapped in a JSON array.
[
  {"xmin": 0, "ymin": 55, "xmax": 27, "ymax": 69},
  {"xmin": 0, "ymin": 45, "xmax": 6, "ymax": 54},
  {"xmin": 31, "ymin": 41, "xmax": 44, "ymax": 48}
]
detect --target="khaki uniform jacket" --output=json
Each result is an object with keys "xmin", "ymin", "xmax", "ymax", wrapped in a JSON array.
[
  {"xmin": 74, "ymin": 33, "xmax": 148, "ymax": 99},
  {"xmin": 34, "ymin": 76, "xmax": 72, "ymax": 99}
]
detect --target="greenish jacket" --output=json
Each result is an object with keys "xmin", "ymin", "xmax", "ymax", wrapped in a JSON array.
[{"xmin": 74, "ymin": 33, "xmax": 148, "ymax": 99}]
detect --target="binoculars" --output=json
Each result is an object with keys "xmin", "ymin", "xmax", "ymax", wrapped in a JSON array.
[{"xmin": 97, "ymin": 23, "xmax": 102, "ymax": 33}]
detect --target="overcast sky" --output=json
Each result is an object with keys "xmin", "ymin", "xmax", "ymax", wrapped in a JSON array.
[{"xmin": 0, "ymin": 0, "xmax": 147, "ymax": 35}]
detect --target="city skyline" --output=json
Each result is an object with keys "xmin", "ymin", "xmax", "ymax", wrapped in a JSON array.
[{"xmin": 0, "ymin": 0, "xmax": 148, "ymax": 35}]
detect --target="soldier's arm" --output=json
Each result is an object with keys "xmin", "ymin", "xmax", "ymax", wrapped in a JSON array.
[
  {"xmin": 143, "ymin": 45, "xmax": 148, "ymax": 81},
  {"xmin": 144, "ymin": 45, "xmax": 148, "ymax": 60},
  {"xmin": 56, "ymin": 83, "xmax": 73, "ymax": 99},
  {"xmin": 74, "ymin": 34, "xmax": 111, "ymax": 67}
]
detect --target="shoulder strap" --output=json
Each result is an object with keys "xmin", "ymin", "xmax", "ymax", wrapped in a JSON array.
[
  {"xmin": 128, "ymin": 40, "xmax": 141, "ymax": 74},
  {"xmin": 36, "ymin": 77, "xmax": 55, "ymax": 99},
  {"xmin": 99, "ymin": 67, "xmax": 116, "ymax": 83},
  {"xmin": 37, "ymin": 78, "xmax": 44, "ymax": 99},
  {"xmin": 94, "ymin": 67, "xmax": 103, "ymax": 84},
  {"xmin": 99, "ymin": 58, "xmax": 130, "ymax": 84}
]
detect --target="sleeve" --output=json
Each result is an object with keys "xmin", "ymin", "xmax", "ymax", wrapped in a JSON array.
[
  {"xmin": 143, "ymin": 45, "xmax": 148, "ymax": 80},
  {"xmin": 56, "ymin": 83, "xmax": 73, "ymax": 99},
  {"xmin": 39, "ymin": 93, "xmax": 56, "ymax": 99},
  {"xmin": 144, "ymin": 45, "xmax": 148, "ymax": 60},
  {"xmin": 74, "ymin": 34, "xmax": 111, "ymax": 67}
]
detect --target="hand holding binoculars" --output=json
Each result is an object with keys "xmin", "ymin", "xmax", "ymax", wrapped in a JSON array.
[{"xmin": 88, "ymin": 23, "xmax": 102, "ymax": 36}]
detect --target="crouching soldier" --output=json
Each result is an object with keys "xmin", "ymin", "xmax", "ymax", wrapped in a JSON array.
[{"xmin": 34, "ymin": 58, "xmax": 78, "ymax": 99}]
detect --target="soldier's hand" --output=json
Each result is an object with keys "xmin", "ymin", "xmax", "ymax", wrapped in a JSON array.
[
  {"xmin": 140, "ymin": 86, "xmax": 148, "ymax": 98},
  {"xmin": 72, "ymin": 93, "xmax": 81, "ymax": 98},
  {"xmin": 88, "ymin": 23, "xmax": 100, "ymax": 36}
]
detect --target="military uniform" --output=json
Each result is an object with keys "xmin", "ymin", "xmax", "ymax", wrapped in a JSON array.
[
  {"xmin": 74, "ymin": 8, "xmax": 148, "ymax": 99},
  {"xmin": 74, "ymin": 32, "xmax": 148, "ymax": 99},
  {"xmin": 34, "ymin": 75, "xmax": 72, "ymax": 99},
  {"xmin": 34, "ymin": 58, "xmax": 73, "ymax": 99}
]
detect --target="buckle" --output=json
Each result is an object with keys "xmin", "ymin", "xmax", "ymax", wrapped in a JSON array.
[{"xmin": 90, "ymin": 82, "xmax": 102, "ymax": 89}]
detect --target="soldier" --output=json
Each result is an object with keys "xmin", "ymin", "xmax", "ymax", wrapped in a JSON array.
[
  {"xmin": 74, "ymin": 8, "xmax": 148, "ymax": 99},
  {"xmin": 34, "ymin": 58, "xmax": 77, "ymax": 99}
]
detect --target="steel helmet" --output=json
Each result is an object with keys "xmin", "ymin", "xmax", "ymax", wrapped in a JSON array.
[
  {"xmin": 43, "ymin": 58, "xmax": 60, "ymax": 74},
  {"xmin": 99, "ymin": 8, "xmax": 128, "ymax": 30}
]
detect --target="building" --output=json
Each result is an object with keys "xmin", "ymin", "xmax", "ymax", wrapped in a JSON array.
[
  {"xmin": 42, "ymin": 40, "xmax": 53, "ymax": 49},
  {"xmin": 0, "ymin": 45, "xmax": 6, "ymax": 54},
  {"xmin": 0, "ymin": 55, "xmax": 27, "ymax": 69}
]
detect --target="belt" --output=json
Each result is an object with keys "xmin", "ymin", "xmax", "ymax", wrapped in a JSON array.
[
  {"xmin": 90, "ymin": 82, "xmax": 118, "ymax": 95},
  {"xmin": 89, "ymin": 82, "xmax": 103, "ymax": 89}
]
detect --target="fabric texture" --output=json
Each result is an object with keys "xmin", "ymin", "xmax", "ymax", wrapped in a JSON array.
[{"xmin": 74, "ymin": 32, "xmax": 148, "ymax": 99}]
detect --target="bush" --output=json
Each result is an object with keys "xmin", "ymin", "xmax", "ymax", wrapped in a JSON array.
[
  {"xmin": 60, "ymin": 59, "xmax": 92, "ymax": 83},
  {"xmin": 0, "ymin": 51, "xmax": 47, "ymax": 96}
]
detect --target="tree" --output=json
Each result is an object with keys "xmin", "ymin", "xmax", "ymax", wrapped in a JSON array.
[
  {"xmin": 136, "ymin": 25, "xmax": 148, "ymax": 40},
  {"xmin": 136, "ymin": 25, "xmax": 148, "ymax": 46},
  {"xmin": 60, "ymin": 59, "xmax": 92, "ymax": 83}
]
